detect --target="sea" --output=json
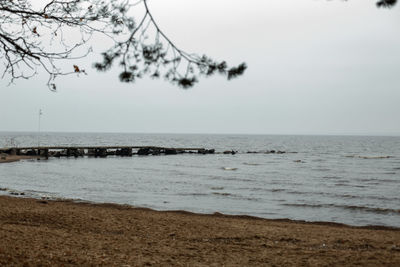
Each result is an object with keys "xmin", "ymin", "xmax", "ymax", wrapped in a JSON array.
[{"xmin": 0, "ymin": 132, "xmax": 399, "ymax": 227}]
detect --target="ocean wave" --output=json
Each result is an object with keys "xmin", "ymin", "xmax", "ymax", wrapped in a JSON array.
[
  {"xmin": 243, "ymin": 162, "xmax": 262, "ymax": 166},
  {"xmin": 0, "ymin": 188, "xmax": 62, "ymax": 199},
  {"xmin": 210, "ymin": 187, "xmax": 224, "ymax": 190},
  {"xmin": 329, "ymin": 193, "xmax": 397, "ymax": 202},
  {"xmin": 271, "ymin": 189, "xmax": 285, "ymax": 192},
  {"xmin": 312, "ymin": 168, "xmax": 331, "ymax": 172},
  {"xmin": 282, "ymin": 190, "xmax": 399, "ymax": 202},
  {"xmin": 312, "ymin": 159, "xmax": 326, "ymax": 162},
  {"xmin": 334, "ymin": 183, "xmax": 367, "ymax": 188},
  {"xmin": 283, "ymin": 203, "xmax": 400, "ymax": 215},
  {"xmin": 177, "ymin": 193, "xmax": 209, "ymax": 197},
  {"xmin": 323, "ymin": 176, "xmax": 343, "ymax": 179},
  {"xmin": 345, "ymin": 155, "xmax": 394, "ymax": 159},
  {"xmin": 0, "ymin": 188, "xmax": 25, "ymax": 196},
  {"xmin": 242, "ymin": 187, "xmax": 287, "ymax": 193},
  {"xmin": 211, "ymin": 192, "xmax": 260, "ymax": 202},
  {"xmin": 334, "ymin": 183, "xmax": 350, "ymax": 187},
  {"xmin": 354, "ymin": 177, "xmax": 399, "ymax": 183},
  {"xmin": 211, "ymin": 176, "xmax": 254, "ymax": 182},
  {"xmin": 221, "ymin": 167, "xmax": 238, "ymax": 171},
  {"xmin": 212, "ymin": 192, "xmax": 234, "ymax": 197}
]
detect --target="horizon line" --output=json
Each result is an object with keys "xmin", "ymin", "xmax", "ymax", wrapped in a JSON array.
[{"xmin": 1, "ymin": 130, "xmax": 400, "ymax": 138}]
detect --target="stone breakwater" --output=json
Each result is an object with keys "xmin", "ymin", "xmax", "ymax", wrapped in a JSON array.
[{"xmin": 0, "ymin": 146, "xmax": 292, "ymax": 159}]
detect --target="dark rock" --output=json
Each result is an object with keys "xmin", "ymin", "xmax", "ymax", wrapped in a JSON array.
[
  {"xmin": 95, "ymin": 148, "xmax": 107, "ymax": 158},
  {"xmin": 26, "ymin": 149, "xmax": 37, "ymax": 156},
  {"xmin": 39, "ymin": 149, "xmax": 49, "ymax": 159},
  {"xmin": 63, "ymin": 148, "xmax": 81, "ymax": 157},
  {"xmin": 151, "ymin": 148, "xmax": 161, "ymax": 156},
  {"xmin": 165, "ymin": 149, "xmax": 178, "ymax": 155},
  {"xmin": 198, "ymin": 149, "xmax": 215, "ymax": 154},
  {"xmin": 121, "ymin": 148, "xmax": 133, "ymax": 156},
  {"xmin": 1, "ymin": 149, "xmax": 10, "ymax": 155},
  {"xmin": 107, "ymin": 150, "xmax": 116, "ymax": 156},
  {"xmin": 68, "ymin": 148, "xmax": 84, "ymax": 157},
  {"xmin": 137, "ymin": 148, "xmax": 151, "ymax": 156},
  {"xmin": 87, "ymin": 149, "xmax": 96, "ymax": 156}
]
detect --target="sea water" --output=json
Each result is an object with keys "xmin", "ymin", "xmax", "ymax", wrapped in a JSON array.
[{"xmin": 0, "ymin": 132, "xmax": 399, "ymax": 227}]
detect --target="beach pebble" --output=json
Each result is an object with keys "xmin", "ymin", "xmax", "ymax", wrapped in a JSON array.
[
  {"xmin": 9, "ymin": 191, "xmax": 24, "ymax": 196},
  {"xmin": 390, "ymin": 245, "xmax": 400, "ymax": 251}
]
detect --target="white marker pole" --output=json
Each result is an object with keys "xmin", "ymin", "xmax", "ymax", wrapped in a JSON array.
[{"xmin": 38, "ymin": 109, "xmax": 42, "ymax": 148}]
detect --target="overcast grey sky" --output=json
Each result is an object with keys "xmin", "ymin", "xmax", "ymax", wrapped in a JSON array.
[{"xmin": 1, "ymin": 0, "xmax": 399, "ymax": 135}]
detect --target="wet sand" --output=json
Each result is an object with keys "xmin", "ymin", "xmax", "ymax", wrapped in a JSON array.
[
  {"xmin": 0, "ymin": 155, "xmax": 39, "ymax": 164},
  {"xmin": 0, "ymin": 196, "xmax": 399, "ymax": 266}
]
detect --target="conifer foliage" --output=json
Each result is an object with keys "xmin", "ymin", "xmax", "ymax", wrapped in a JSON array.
[
  {"xmin": 0, "ymin": 1, "xmax": 395, "ymax": 90},
  {"xmin": 0, "ymin": 0, "xmax": 246, "ymax": 89}
]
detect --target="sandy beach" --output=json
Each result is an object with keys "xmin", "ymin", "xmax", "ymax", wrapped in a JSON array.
[{"xmin": 0, "ymin": 196, "xmax": 399, "ymax": 266}]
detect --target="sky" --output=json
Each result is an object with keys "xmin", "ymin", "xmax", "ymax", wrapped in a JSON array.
[{"xmin": 1, "ymin": 0, "xmax": 400, "ymax": 135}]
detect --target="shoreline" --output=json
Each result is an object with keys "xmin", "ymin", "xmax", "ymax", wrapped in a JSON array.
[
  {"xmin": 1, "ymin": 195, "xmax": 399, "ymax": 265},
  {"xmin": 0, "ymin": 155, "xmax": 39, "ymax": 163},
  {"xmin": 2, "ymin": 194, "xmax": 400, "ymax": 231}
]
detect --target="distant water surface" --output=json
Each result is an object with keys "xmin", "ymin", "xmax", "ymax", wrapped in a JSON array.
[{"xmin": 0, "ymin": 132, "xmax": 399, "ymax": 227}]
